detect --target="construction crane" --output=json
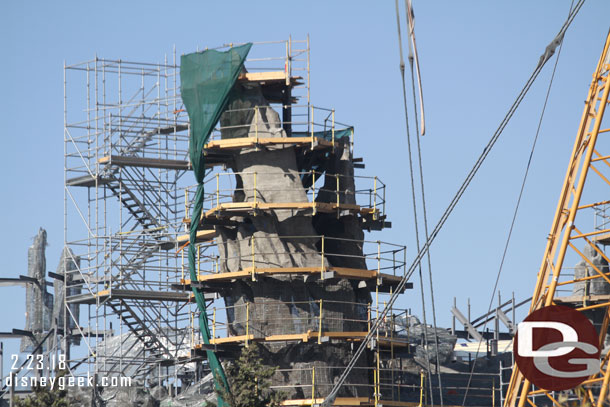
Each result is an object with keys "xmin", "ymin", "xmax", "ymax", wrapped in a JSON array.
[{"xmin": 505, "ymin": 28, "xmax": 610, "ymax": 407}]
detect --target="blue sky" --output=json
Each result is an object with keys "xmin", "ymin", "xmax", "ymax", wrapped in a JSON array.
[{"xmin": 1, "ymin": 0, "xmax": 609, "ymax": 376}]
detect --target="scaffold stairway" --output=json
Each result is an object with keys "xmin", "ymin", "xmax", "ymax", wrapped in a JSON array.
[
  {"xmin": 105, "ymin": 174, "xmax": 160, "ymax": 231},
  {"xmin": 103, "ymin": 299, "xmax": 171, "ymax": 376}
]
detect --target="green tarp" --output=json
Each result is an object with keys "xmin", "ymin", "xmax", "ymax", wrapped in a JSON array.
[
  {"xmin": 180, "ymin": 43, "xmax": 252, "ymax": 406},
  {"xmin": 292, "ymin": 127, "xmax": 353, "ymax": 142}
]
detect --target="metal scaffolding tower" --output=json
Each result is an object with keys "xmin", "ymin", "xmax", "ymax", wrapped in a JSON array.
[{"xmin": 61, "ymin": 39, "xmax": 436, "ymax": 406}]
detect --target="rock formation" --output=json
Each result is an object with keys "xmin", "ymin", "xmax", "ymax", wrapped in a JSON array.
[
  {"xmin": 214, "ymin": 83, "xmax": 372, "ymax": 399},
  {"xmin": 21, "ymin": 228, "xmax": 54, "ymax": 353}
]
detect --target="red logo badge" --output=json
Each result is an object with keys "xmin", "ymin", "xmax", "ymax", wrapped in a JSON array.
[{"xmin": 514, "ymin": 305, "xmax": 600, "ymax": 391}]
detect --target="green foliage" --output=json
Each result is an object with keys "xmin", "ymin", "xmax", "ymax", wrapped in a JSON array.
[
  {"xmin": 15, "ymin": 370, "xmax": 69, "ymax": 407},
  {"xmin": 215, "ymin": 343, "xmax": 286, "ymax": 407}
]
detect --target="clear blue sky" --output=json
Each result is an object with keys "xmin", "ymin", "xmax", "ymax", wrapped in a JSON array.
[{"xmin": 1, "ymin": 0, "xmax": 608, "ymax": 376}]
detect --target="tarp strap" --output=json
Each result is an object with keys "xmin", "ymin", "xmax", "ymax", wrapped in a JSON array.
[{"xmin": 180, "ymin": 43, "xmax": 252, "ymax": 407}]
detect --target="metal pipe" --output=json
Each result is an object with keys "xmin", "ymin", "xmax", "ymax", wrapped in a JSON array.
[
  {"xmin": 311, "ymin": 366, "xmax": 316, "ymax": 403},
  {"xmin": 419, "ymin": 370, "xmax": 424, "ymax": 407},
  {"xmin": 251, "ymin": 235, "xmax": 256, "ymax": 281},
  {"xmin": 318, "ymin": 300, "xmax": 323, "ymax": 344},
  {"xmin": 310, "ymin": 104, "xmax": 314, "ymax": 150},
  {"xmin": 332, "ymin": 108, "xmax": 335, "ymax": 152},
  {"xmin": 246, "ymin": 302, "xmax": 250, "ymax": 347},
  {"xmin": 320, "ymin": 236, "xmax": 325, "ymax": 279},
  {"xmin": 212, "ymin": 308, "xmax": 216, "ymax": 341}
]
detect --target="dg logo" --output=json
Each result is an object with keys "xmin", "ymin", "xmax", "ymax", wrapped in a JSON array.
[{"xmin": 514, "ymin": 305, "xmax": 601, "ymax": 391}]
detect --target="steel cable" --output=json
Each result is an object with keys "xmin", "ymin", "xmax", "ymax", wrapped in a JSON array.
[
  {"xmin": 459, "ymin": 2, "xmax": 575, "ymax": 405},
  {"xmin": 321, "ymin": 1, "xmax": 585, "ymax": 405},
  {"xmin": 393, "ymin": 0, "xmax": 436, "ymax": 403}
]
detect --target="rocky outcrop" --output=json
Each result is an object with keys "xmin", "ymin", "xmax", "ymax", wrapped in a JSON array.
[
  {"xmin": 214, "ymin": 84, "xmax": 372, "ymax": 398},
  {"xmin": 21, "ymin": 228, "xmax": 54, "ymax": 353},
  {"xmin": 573, "ymin": 243, "xmax": 610, "ymax": 296},
  {"xmin": 100, "ymin": 386, "xmax": 158, "ymax": 407},
  {"xmin": 52, "ymin": 247, "xmax": 81, "ymax": 345},
  {"xmin": 394, "ymin": 315, "xmax": 457, "ymax": 366}
]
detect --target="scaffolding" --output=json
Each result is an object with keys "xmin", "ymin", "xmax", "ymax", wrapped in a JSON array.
[
  {"xmin": 64, "ymin": 49, "xmax": 197, "ymax": 387},
  {"xmin": 63, "ymin": 39, "xmax": 313, "ymax": 389},
  {"xmin": 61, "ymin": 38, "xmax": 426, "ymax": 406}
]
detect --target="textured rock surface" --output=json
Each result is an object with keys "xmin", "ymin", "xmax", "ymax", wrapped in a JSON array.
[
  {"xmin": 52, "ymin": 247, "xmax": 81, "ymax": 345},
  {"xmin": 100, "ymin": 386, "xmax": 158, "ymax": 407},
  {"xmin": 220, "ymin": 83, "xmax": 283, "ymax": 141},
  {"xmin": 261, "ymin": 343, "xmax": 371, "ymax": 399},
  {"xmin": 573, "ymin": 243, "xmax": 610, "ymax": 296},
  {"xmin": 214, "ymin": 85, "xmax": 372, "ymax": 398},
  {"xmin": 159, "ymin": 373, "xmax": 216, "ymax": 406},
  {"xmin": 21, "ymin": 228, "xmax": 54, "ymax": 353},
  {"xmin": 394, "ymin": 315, "xmax": 457, "ymax": 366},
  {"xmin": 65, "ymin": 385, "xmax": 94, "ymax": 406},
  {"xmin": 225, "ymin": 279, "xmax": 369, "ymax": 337},
  {"xmin": 313, "ymin": 138, "xmax": 367, "ymax": 270}
]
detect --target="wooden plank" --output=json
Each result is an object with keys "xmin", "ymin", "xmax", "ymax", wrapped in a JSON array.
[
  {"xmin": 241, "ymin": 266, "xmax": 323, "ymax": 275},
  {"xmin": 197, "ymin": 270, "xmax": 252, "ymax": 282},
  {"xmin": 197, "ymin": 332, "xmax": 408, "ymax": 348},
  {"xmin": 592, "ymin": 231, "xmax": 610, "ymax": 245},
  {"xmin": 203, "ymin": 202, "xmax": 317, "ymax": 218},
  {"xmin": 239, "ymin": 71, "xmax": 285, "ymax": 82},
  {"xmin": 199, "ymin": 201, "xmax": 370, "ymax": 219},
  {"xmin": 332, "ymin": 267, "xmax": 378, "ymax": 279},
  {"xmin": 310, "ymin": 331, "xmax": 367, "ymax": 339},
  {"xmin": 204, "ymin": 136, "xmax": 334, "ymax": 150},
  {"xmin": 264, "ymin": 333, "xmax": 310, "ymax": 342},
  {"xmin": 377, "ymin": 339, "xmax": 409, "ymax": 348},
  {"xmin": 238, "ymin": 71, "xmax": 303, "ymax": 85},
  {"xmin": 209, "ymin": 335, "xmax": 253, "ymax": 345},
  {"xmin": 181, "ymin": 267, "xmax": 402, "ymax": 287}
]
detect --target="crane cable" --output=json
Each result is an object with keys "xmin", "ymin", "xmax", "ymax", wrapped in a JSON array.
[
  {"xmin": 459, "ymin": 2, "xmax": 575, "ymax": 404},
  {"xmin": 406, "ymin": 0, "xmax": 426, "ymax": 137},
  {"xmin": 320, "ymin": 1, "xmax": 586, "ymax": 405},
  {"xmin": 393, "ymin": 0, "xmax": 437, "ymax": 404},
  {"xmin": 404, "ymin": 0, "xmax": 445, "ymax": 403}
]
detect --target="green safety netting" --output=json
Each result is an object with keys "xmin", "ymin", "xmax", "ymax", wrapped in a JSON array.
[
  {"xmin": 292, "ymin": 127, "xmax": 353, "ymax": 142},
  {"xmin": 180, "ymin": 43, "xmax": 252, "ymax": 407}
]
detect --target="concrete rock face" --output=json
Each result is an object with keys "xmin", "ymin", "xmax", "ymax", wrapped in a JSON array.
[
  {"xmin": 100, "ymin": 386, "xmax": 157, "ymax": 407},
  {"xmin": 394, "ymin": 316, "xmax": 457, "ymax": 366},
  {"xmin": 573, "ymin": 243, "xmax": 610, "ymax": 296},
  {"xmin": 65, "ymin": 386, "xmax": 94, "ymax": 406},
  {"xmin": 158, "ymin": 373, "xmax": 216, "ymax": 407},
  {"xmin": 214, "ymin": 84, "xmax": 372, "ymax": 399},
  {"xmin": 21, "ymin": 228, "xmax": 54, "ymax": 353},
  {"xmin": 52, "ymin": 247, "xmax": 81, "ymax": 345},
  {"xmin": 225, "ymin": 279, "xmax": 369, "ymax": 338},
  {"xmin": 220, "ymin": 84, "xmax": 283, "ymax": 141}
]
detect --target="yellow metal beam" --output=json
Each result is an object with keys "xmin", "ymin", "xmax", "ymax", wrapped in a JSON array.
[{"xmin": 505, "ymin": 29, "xmax": 610, "ymax": 407}]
